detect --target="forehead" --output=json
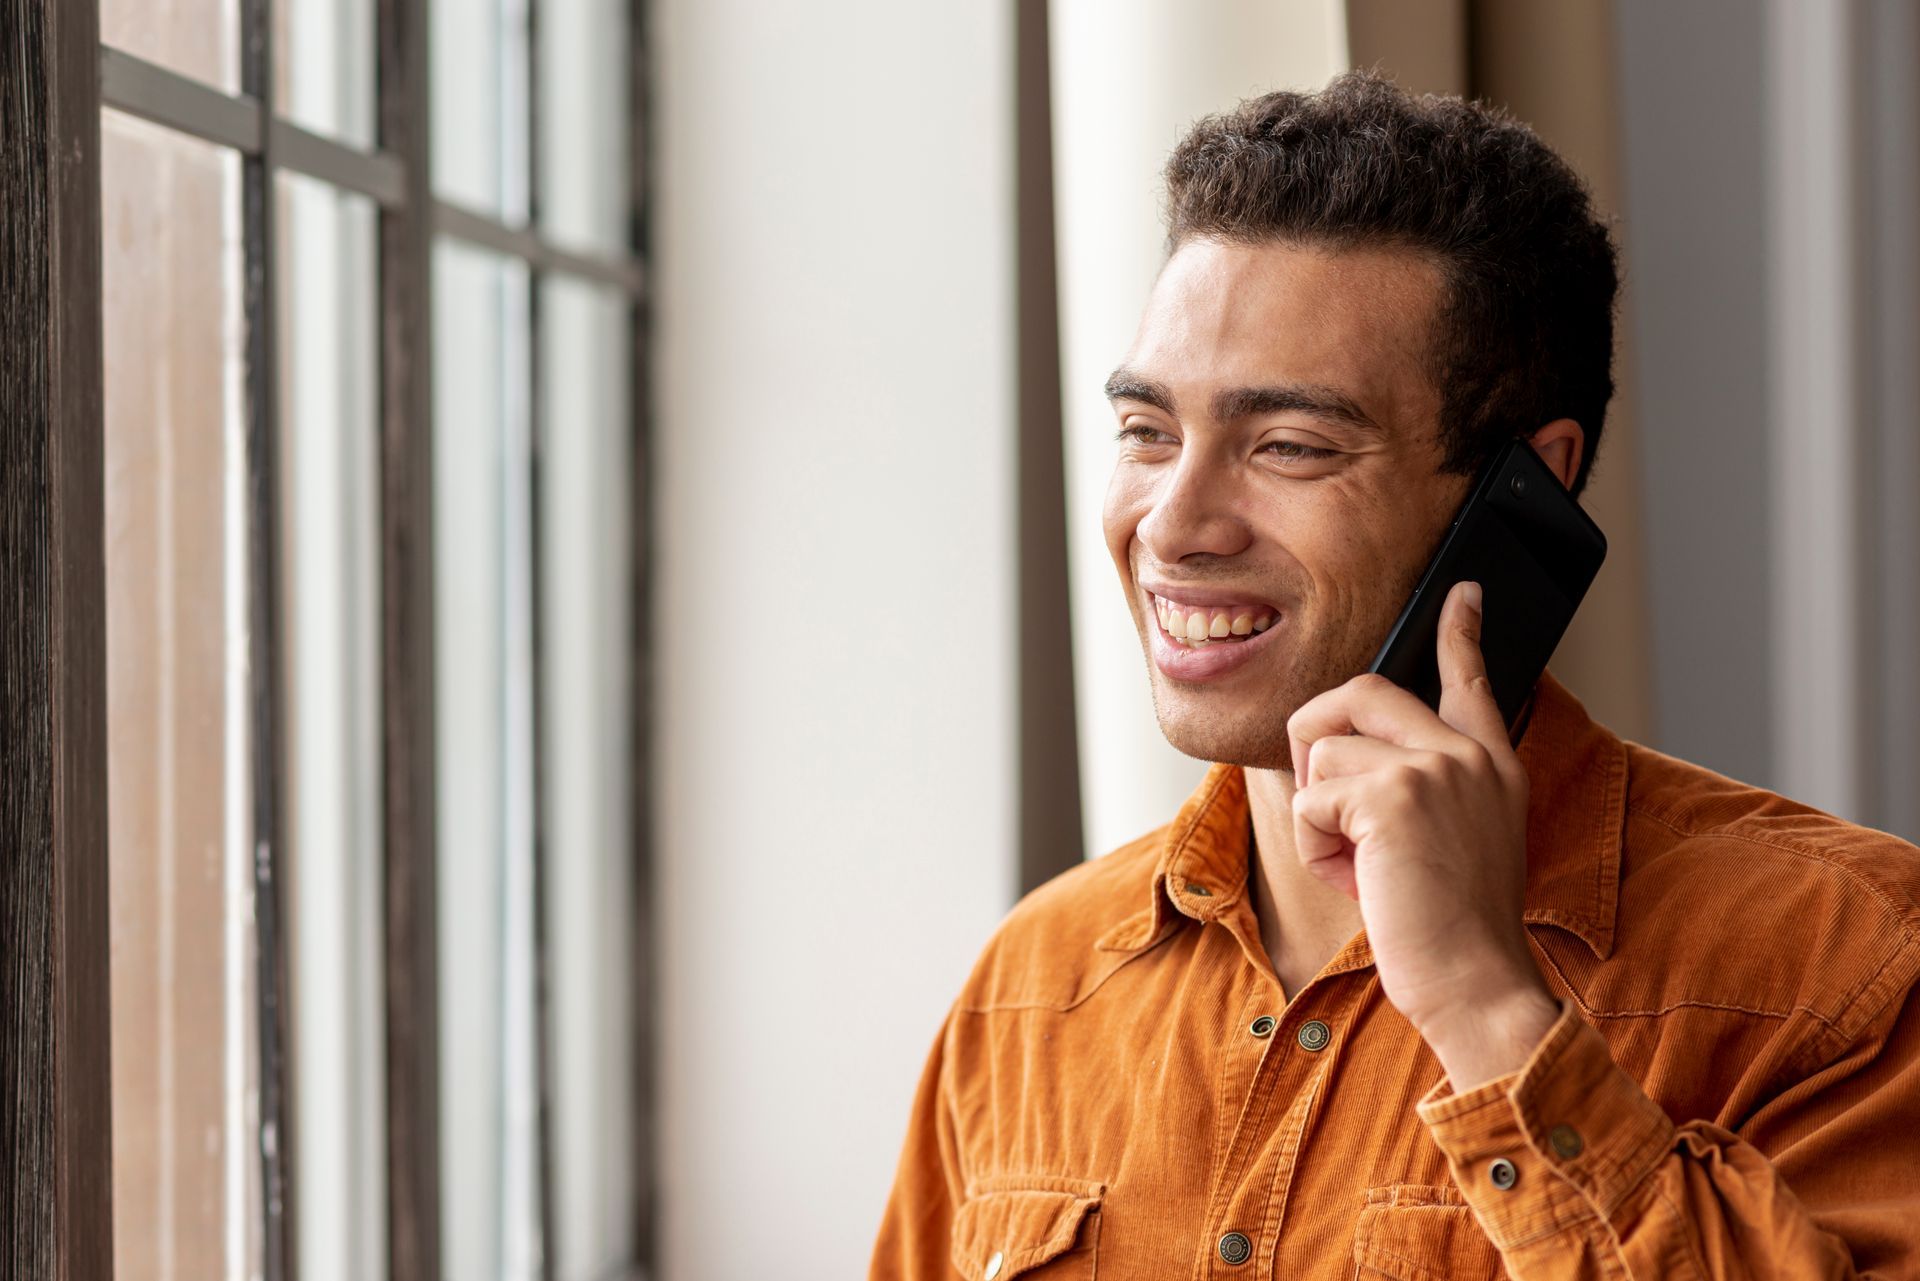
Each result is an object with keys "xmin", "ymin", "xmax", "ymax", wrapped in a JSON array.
[{"xmin": 1123, "ymin": 238, "xmax": 1445, "ymax": 429}]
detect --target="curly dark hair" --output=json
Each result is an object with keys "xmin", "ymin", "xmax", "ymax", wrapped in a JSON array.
[{"xmin": 1163, "ymin": 69, "xmax": 1619, "ymax": 497}]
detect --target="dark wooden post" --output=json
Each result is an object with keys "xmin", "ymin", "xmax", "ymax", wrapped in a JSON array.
[
  {"xmin": 1015, "ymin": 0, "xmax": 1087, "ymax": 892},
  {"xmin": 0, "ymin": 1, "xmax": 116, "ymax": 1278}
]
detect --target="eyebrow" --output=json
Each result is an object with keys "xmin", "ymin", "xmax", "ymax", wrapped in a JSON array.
[{"xmin": 1104, "ymin": 368, "xmax": 1387, "ymax": 438}]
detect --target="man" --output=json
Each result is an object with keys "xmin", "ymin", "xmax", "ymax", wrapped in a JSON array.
[{"xmin": 870, "ymin": 71, "xmax": 1920, "ymax": 1280}]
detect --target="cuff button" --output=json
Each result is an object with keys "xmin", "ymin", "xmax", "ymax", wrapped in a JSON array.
[
  {"xmin": 1489, "ymin": 1157, "xmax": 1519, "ymax": 1191},
  {"xmin": 1549, "ymin": 1124, "xmax": 1584, "ymax": 1158}
]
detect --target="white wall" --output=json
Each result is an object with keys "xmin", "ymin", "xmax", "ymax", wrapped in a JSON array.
[{"xmin": 653, "ymin": 4, "xmax": 1018, "ymax": 1277}]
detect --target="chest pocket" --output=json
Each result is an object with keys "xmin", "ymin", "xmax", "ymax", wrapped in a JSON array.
[
  {"xmin": 950, "ymin": 1175, "xmax": 1104, "ymax": 1280},
  {"xmin": 1352, "ymin": 1185, "xmax": 1507, "ymax": 1281}
]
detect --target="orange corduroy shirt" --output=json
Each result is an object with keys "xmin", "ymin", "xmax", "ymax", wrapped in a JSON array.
[{"xmin": 869, "ymin": 670, "xmax": 1920, "ymax": 1279}]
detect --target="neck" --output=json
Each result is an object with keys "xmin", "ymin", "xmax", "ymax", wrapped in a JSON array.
[{"xmin": 1243, "ymin": 766, "xmax": 1365, "ymax": 1001}]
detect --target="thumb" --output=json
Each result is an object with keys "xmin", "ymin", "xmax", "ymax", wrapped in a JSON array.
[{"xmin": 1435, "ymin": 580, "xmax": 1506, "ymax": 748}]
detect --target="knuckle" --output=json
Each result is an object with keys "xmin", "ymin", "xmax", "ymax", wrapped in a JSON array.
[
  {"xmin": 1353, "ymin": 672, "xmax": 1395, "ymax": 695},
  {"xmin": 1387, "ymin": 763, "xmax": 1425, "ymax": 804},
  {"xmin": 1456, "ymin": 740, "xmax": 1493, "ymax": 775}
]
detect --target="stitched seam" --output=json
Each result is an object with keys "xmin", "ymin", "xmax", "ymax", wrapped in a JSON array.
[
  {"xmin": 1255, "ymin": 1073, "xmax": 1324, "ymax": 1276},
  {"xmin": 956, "ymin": 930, "xmax": 1185, "ymax": 1015},
  {"xmin": 1209, "ymin": 985, "xmax": 1260, "ymax": 1231},
  {"xmin": 964, "ymin": 1174, "xmax": 1108, "ymax": 1198},
  {"xmin": 1628, "ymin": 804, "xmax": 1920, "ymax": 949},
  {"xmin": 1535, "ymin": 936, "xmax": 1844, "ymax": 1031},
  {"xmin": 1357, "ymin": 1238, "xmax": 1453, "ymax": 1281},
  {"xmin": 1793, "ymin": 942, "xmax": 1916, "ymax": 1052},
  {"xmin": 1655, "ymin": 1185, "xmax": 1711, "ymax": 1281},
  {"xmin": 1222, "ymin": 1052, "xmax": 1285, "ymax": 1204},
  {"xmin": 1779, "ymin": 950, "xmax": 1910, "ymax": 1080},
  {"xmin": 1500, "ymin": 1188, "xmax": 1603, "ymax": 1248},
  {"xmin": 1586, "ymin": 998, "xmax": 1805, "ymax": 1024}
]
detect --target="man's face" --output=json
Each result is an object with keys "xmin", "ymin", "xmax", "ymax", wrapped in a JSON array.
[{"xmin": 1102, "ymin": 236, "xmax": 1471, "ymax": 773}]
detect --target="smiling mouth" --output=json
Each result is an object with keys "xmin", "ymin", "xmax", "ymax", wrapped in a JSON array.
[{"xmin": 1149, "ymin": 593, "xmax": 1279, "ymax": 648}]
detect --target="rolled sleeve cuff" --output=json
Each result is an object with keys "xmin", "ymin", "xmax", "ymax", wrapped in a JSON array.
[{"xmin": 1414, "ymin": 998, "xmax": 1677, "ymax": 1248}]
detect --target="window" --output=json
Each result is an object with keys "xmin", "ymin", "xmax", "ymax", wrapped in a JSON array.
[{"xmin": 3, "ymin": 1, "xmax": 651, "ymax": 1278}]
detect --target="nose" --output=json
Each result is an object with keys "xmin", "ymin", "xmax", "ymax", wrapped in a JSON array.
[{"xmin": 1135, "ymin": 452, "xmax": 1253, "ymax": 565}]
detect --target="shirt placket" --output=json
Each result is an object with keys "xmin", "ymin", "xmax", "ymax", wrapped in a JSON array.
[{"xmin": 1191, "ymin": 957, "xmax": 1349, "ymax": 1278}]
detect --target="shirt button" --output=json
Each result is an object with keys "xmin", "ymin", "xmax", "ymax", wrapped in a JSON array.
[
  {"xmin": 1248, "ymin": 1015, "xmax": 1277, "ymax": 1038},
  {"xmin": 1550, "ymin": 1123, "xmax": 1584, "ymax": 1158},
  {"xmin": 1296, "ymin": 1019, "xmax": 1331, "ymax": 1052},
  {"xmin": 984, "ymin": 1249, "xmax": 1004, "ymax": 1279},
  {"xmin": 1217, "ymin": 1231, "xmax": 1253, "ymax": 1265},
  {"xmin": 1184, "ymin": 881, "xmax": 1212, "ymax": 897},
  {"xmin": 1489, "ymin": 1157, "xmax": 1519, "ymax": 1190}
]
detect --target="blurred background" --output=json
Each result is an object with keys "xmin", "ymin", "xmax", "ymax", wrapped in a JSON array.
[{"xmin": 38, "ymin": 0, "xmax": 1920, "ymax": 1278}]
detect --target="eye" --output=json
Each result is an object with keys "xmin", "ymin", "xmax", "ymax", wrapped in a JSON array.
[
  {"xmin": 1114, "ymin": 424, "xmax": 1169, "ymax": 446},
  {"xmin": 1261, "ymin": 440, "xmax": 1336, "ymax": 462}
]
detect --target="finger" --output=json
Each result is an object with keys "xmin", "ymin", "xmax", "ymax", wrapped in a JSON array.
[
  {"xmin": 1435, "ymin": 579, "xmax": 1508, "ymax": 750},
  {"xmin": 1301, "ymin": 733, "xmax": 1429, "ymax": 788},
  {"xmin": 1288, "ymin": 672, "xmax": 1452, "ymax": 783},
  {"xmin": 1289, "ymin": 776, "xmax": 1360, "ymax": 898}
]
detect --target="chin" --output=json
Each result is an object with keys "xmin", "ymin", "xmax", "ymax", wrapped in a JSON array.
[{"xmin": 1152, "ymin": 699, "xmax": 1298, "ymax": 773}]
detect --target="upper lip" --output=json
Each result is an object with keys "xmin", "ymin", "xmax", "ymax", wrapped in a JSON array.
[{"xmin": 1140, "ymin": 581, "xmax": 1283, "ymax": 612}]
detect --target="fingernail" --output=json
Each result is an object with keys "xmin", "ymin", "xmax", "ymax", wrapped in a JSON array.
[{"xmin": 1462, "ymin": 580, "xmax": 1483, "ymax": 616}]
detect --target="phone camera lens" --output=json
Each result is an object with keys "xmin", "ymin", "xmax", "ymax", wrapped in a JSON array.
[{"xmin": 1509, "ymin": 471, "xmax": 1529, "ymax": 498}]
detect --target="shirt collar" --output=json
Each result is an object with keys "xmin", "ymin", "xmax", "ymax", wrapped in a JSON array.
[{"xmin": 1117, "ymin": 669, "xmax": 1627, "ymax": 962}]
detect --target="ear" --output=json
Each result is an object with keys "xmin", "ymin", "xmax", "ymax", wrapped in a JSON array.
[{"xmin": 1527, "ymin": 418, "xmax": 1585, "ymax": 491}]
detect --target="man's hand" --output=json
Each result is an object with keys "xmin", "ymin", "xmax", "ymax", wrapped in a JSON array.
[{"xmin": 1287, "ymin": 580, "xmax": 1559, "ymax": 1091}]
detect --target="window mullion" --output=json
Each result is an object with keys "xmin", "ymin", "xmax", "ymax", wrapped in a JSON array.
[
  {"xmin": 624, "ymin": 0, "xmax": 657, "ymax": 1272},
  {"xmin": 376, "ymin": 0, "xmax": 444, "ymax": 1277},
  {"xmin": 524, "ymin": 0, "xmax": 559, "ymax": 1272},
  {"xmin": 239, "ymin": 0, "xmax": 295, "ymax": 1275}
]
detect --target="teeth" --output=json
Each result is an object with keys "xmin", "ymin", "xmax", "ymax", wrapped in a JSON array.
[{"xmin": 1150, "ymin": 594, "xmax": 1281, "ymax": 646}]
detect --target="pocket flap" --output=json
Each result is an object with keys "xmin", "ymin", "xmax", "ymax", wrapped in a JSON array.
[
  {"xmin": 950, "ymin": 1176, "xmax": 1104, "ymax": 1280},
  {"xmin": 1353, "ymin": 1185, "xmax": 1506, "ymax": 1281}
]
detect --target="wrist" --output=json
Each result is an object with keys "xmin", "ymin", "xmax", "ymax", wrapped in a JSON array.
[{"xmin": 1418, "ymin": 977, "xmax": 1561, "ymax": 1094}]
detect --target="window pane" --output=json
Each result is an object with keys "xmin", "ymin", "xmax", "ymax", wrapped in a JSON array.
[
  {"xmin": 274, "ymin": 0, "xmax": 376, "ymax": 148},
  {"xmin": 433, "ymin": 0, "xmax": 531, "ymax": 221},
  {"xmin": 276, "ymin": 173, "xmax": 387, "ymax": 1281},
  {"xmin": 538, "ymin": 0, "xmax": 629, "ymax": 255},
  {"xmin": 101, "ymin": 0, "xmax": 239, "ymax": 92},
  {"xmin": 539, "ymin": 276, "xmax": 635, "ymax": 1280},
  {"xmin": 434, "ymin": 237, "xmax": 544, "ymax": 1281},
  {"xmin": 101, "ymin": 110, "xmax": 255, "ymax": 1281}
]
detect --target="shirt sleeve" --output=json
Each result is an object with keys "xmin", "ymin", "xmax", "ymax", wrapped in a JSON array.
[
  {"xmin": 1414, "ymin": 982, "xmax": 1920, "ymax": 1279},
  {"xmin": 869, "ymin": 1004, "xmax": 967, "ymax": 1281}
]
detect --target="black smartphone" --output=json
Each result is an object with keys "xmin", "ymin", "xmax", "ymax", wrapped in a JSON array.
[{"xmin": 1366, "ymin": 438, "xmax": 1607, "ymax": 734}]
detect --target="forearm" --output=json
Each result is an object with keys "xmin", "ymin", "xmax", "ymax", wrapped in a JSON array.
[{"xmin": 1417, "ymin": 1001, "xmax": 1903, "ymax": 1280}]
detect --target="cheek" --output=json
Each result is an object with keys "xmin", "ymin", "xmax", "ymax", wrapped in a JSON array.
[
  {"xmin": 1286, "ymin": 485, "xmax": 1416, "ymax": 616},
  {"xmin": 1102, "ymin": 469, "xmax": 1149, "ymax": 569}
]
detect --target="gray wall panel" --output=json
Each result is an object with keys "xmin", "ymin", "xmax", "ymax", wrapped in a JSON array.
[{"xmin": 1614, "ymin": 0, "xmax": 1775, "ymax": 788}]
